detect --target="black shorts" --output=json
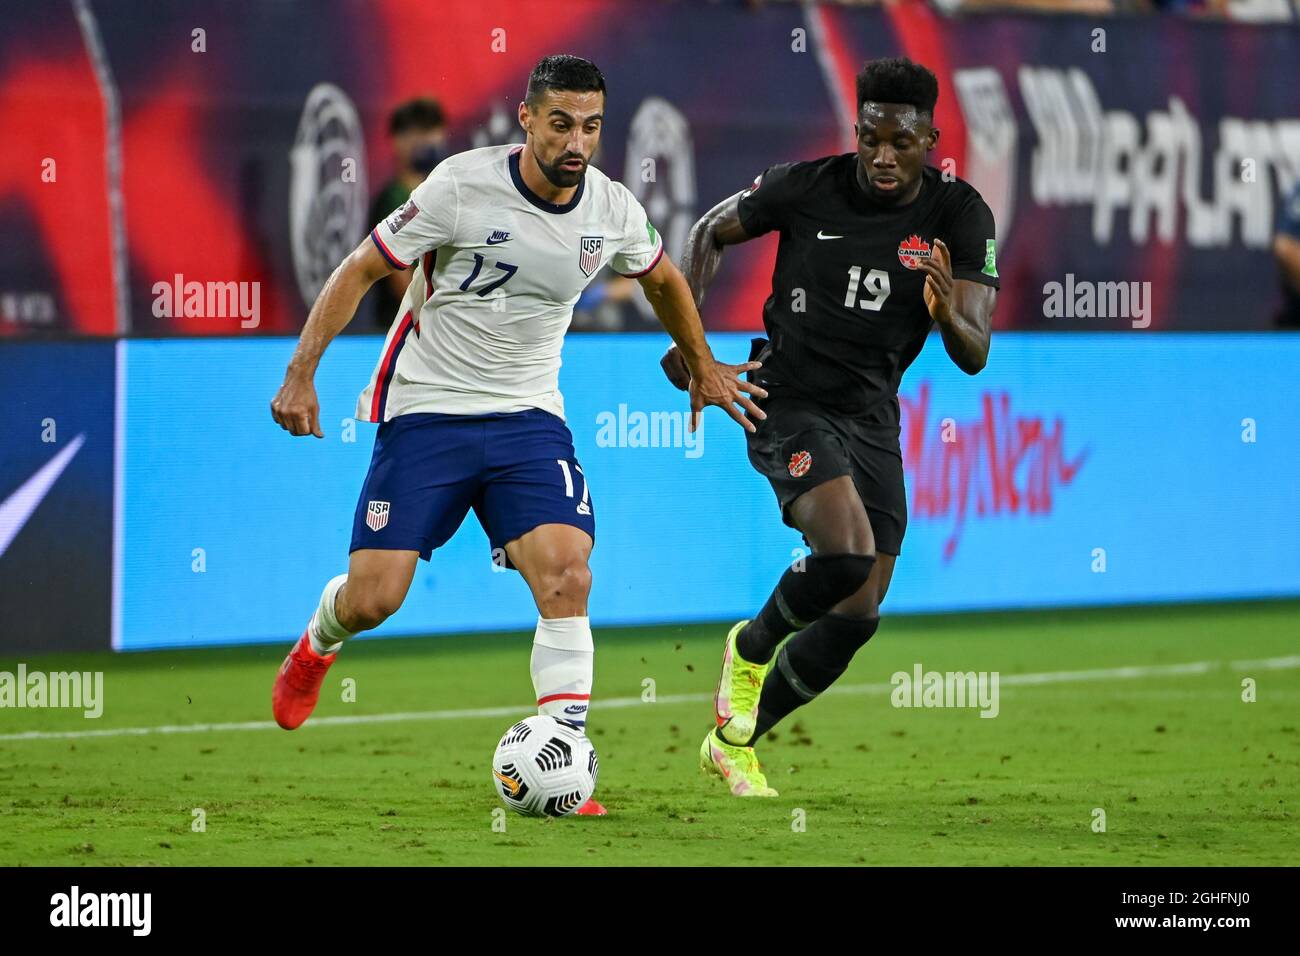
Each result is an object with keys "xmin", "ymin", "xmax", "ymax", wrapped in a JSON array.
[{"xmin": 746, "ymin": 394, "xmax": 907, "ymax": 556}]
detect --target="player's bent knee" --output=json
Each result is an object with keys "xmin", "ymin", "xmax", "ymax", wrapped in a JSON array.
[
  {"xmin": 834, "ymin": 577, "xmax": 883, "ymax": 618},
  {"xmin": 816, "ymin": 552, "xmax": 876, "ymax": 590},
  {"xmin": 784, "ymin": 612, "xmax": 881, "ymax": 691},
  {"xmin": 772, "ymin": 552, "xmax": 876, "ymax": 627},
  {"xmin": 537, "ymin": 556, "xmax": 592, "ymax": 606},
  {"xmin": 838, "ymin": 529, "xmax": 877, "ymax": 558},
  {"xmin": 803, "ymin": 506, "xmax": 876, "ymax": 557},
  {"xmin": 338, "ymin": 584, "xmax": 406, "ymax": 631}
]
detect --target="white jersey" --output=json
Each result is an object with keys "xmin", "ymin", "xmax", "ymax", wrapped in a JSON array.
[{"xmin": 359, "ymin": 144, "xmax": 663, "ymax": 423}]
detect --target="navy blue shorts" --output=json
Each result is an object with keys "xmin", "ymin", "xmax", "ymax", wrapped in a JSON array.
[{"xmin": 350, "ymin": 409, "xmax": 594, "ymax": 567}]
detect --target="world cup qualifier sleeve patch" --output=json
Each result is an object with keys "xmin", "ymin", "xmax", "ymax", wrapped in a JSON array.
[
  {"xmin": 384, "ymin": 199, "xmax": 420, "ymax": 234},
  {"xmin": 983, "ymin": 238, "xmax": 998, "ymax": 278}
]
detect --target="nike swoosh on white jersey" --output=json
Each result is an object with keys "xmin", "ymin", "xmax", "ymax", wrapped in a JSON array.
[
  {"xmin": 816, "ymin": 231, "xmax": 843, "ymax": 240},
  {"xmin": 0, "ymin": 433, "xmax": 85, "ymax": 559}
]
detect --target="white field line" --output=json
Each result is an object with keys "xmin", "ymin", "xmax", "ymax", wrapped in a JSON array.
[{"xmin": 1, "ymin": 655, "xmax": 1296, "ymax": 743}]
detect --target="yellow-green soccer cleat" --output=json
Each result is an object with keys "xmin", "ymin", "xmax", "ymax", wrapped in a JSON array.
[
  {"xmin": 713, "ymin": 620, "xmax": 770, "ymax": 746},
  {"xmin": 699, "ymin": 731, "xmax": 778, "ymax": 797}
]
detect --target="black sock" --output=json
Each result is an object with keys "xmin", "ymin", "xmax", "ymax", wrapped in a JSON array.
[
  {"xmin": 736, "ymin": 553, "xmax": 875, "ymax": 665},
  {"xmin": 750, "ymin": 612, "xmax": 880, "ymax": 742},
  {"xmin": 736, "ymin": 596, "xmax": 795, "ymax": 664}
]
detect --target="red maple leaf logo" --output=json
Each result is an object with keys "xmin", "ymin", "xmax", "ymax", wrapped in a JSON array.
[{"xmin": 897, "ymin": 234, "xmax": 932, "ymax": 270}]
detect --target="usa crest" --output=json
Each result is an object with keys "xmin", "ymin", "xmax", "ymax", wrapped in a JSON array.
[
  {"xmin": 366, "ymin": 500, "xmax": 390, "ymax": 532},
  {"xmin": 579, "ymin": 236, "xmax": 604, "ymax": 277}
]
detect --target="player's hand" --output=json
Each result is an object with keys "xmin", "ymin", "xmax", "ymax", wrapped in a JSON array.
[
  {"xmin": 660, "ymin": 345, "xmax": 691, "ymax": 391},
  {"xmin": 270, "ymin": 374, "xmax": 324, "ymax": 438},
  {"xmin": 687, "ymin": 359, "xmax": 767, "ymax": 434},
  {"xmin": 919, "ymin": 237, "xmax": 954, "ymax": 325}
]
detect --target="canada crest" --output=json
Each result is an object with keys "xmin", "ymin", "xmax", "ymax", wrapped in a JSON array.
[
  {"xmin": 788, "ymin": 450, "xmax": 813, "ymax": 478},
  {"xmin": 897, "ymin": 234, "xmax": 932, "ymax": 270}
]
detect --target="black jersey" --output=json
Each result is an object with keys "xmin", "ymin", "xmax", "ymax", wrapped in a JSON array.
[{"xmin": 737, "ymin": 154, "xmax": 999, "ymax": 422}]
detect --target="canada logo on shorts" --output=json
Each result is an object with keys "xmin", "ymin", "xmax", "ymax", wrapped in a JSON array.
[
  {"xmin": 366, "ymin": 500, "xmax": 390, "ymax": 532},
  {"xmin": 897, "ymin": 234, "xmax": 932, "ymax": 270},
  {"xmin": 788, "ymin": 450, "xmax": 813, "ymax": 478}
]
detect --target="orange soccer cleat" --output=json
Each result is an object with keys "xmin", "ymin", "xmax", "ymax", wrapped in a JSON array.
[{"xmin": 272, "ymin": 632, "xmax": 336, "ymax": 730}]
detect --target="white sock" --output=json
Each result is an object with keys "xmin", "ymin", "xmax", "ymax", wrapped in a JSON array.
[
  {"xmin": 307, "ymin": 574, "xmax": 353, "ymax": 656},
  {"xmin": 531, "ymin": 616, "xmax": 593, "ymax": 729}
]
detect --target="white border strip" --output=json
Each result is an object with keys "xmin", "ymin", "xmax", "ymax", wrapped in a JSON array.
[
  {"xmin": 2, "ymin": 654, "xmax": 1295, "ymax": 743},
  {"xmin": 804, "ymin": 1, "xmax": 855, "ymax": 142},
  {"xmin": 110, "ymin": 338, "xmax": 126, "ymax": 650},
  {"xmin": 72, "ymin": 0, "xmax": 131, "ymax": 333}
]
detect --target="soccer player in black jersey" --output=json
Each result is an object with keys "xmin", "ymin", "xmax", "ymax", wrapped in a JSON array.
[{"xmin": 663, "ymin": 58, "xmax": 1000, "ymax": 796}]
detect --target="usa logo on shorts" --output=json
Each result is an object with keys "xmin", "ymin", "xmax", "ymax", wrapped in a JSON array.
[
  {"xmin": 579, "ymin": 236, "xmax": 603, "ymax": 277},
  {"xmin": 788, "ymin": 450, "xmax": 812, "ymax": 478},
  {"xmin": 366, "ymin": 500, "xmax": 390, "ymax": 531}
]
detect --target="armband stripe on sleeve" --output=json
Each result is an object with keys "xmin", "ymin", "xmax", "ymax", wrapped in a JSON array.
[
  {"xmin": 371, "ymin": 229, "xmax": 410, "ymax": 270},
  {"xmin": 615, "ymin": 243, "xmax": 664, "ymax": 279}
]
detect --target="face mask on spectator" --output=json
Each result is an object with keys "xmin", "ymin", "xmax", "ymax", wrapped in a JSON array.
[{"xmin": 411, "ymin": 143, "xmax": 447, "ymax": 175}]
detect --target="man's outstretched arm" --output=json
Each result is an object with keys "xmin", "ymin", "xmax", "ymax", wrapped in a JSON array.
[
  {"xmin": 636, "ymin": 252, "xmax": 767, "ymax": 433},
  {"xmin": 661, "ymin": 191, "xmax": 755, "ymax": 390},
  {"xmin": 270, "ymin": 239, "xmax": 395, "ymax": 437}
]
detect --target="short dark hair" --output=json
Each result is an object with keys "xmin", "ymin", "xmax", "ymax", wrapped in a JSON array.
[
  {"xmin": 525, "ymin": 54, "xmax": 606, "ymax": 108},
  {"xmin": 388, "ymin": 97, "xmax": 446, "ymax": 136},
  {"xmin": 855, "ymin": 57, "xmax": 938, "ymax": 116}
]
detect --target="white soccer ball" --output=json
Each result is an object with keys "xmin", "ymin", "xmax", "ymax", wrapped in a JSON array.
[{"xmin": 492, "ymin": 715, "xmax": 598, "ymax": 817}]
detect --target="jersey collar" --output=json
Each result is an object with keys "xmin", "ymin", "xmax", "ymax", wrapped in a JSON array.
[{"xmin": 509, "ymin": 147, "xmax": 585, "ymax": 214}]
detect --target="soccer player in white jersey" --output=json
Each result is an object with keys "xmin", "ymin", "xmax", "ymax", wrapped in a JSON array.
[{"xmin": 268, "ymin": 55, "xmax": 765, "ymax": 815}]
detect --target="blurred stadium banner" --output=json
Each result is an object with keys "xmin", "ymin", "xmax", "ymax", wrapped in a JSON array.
[
  {"xmin": 4, "ymin": 333, "xmax": 1294, "ymax": 652},
  {"xmin": 0, "ymin": 343, "xmax": 116, "ymax": 652},
  {"xmin": 1, "ymin": 1, "xmax": 1298, "ymax": 337}
]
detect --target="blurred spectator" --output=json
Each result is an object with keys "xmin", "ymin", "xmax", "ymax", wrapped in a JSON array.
[
  {"xmin": 1220, "ymin": 0, "xmax": 1294, "ymax": 20},
  {"xmin": 368, "ymin": 97, "xmax": 448, "ymax": 328},
  {"xmin": 572, "ymin": 274, "xmax": 640, "ymax": 331},
  {"xmin": 1272, "ymin": 181, "xmax": 1300, "ymax": 327},
  {"xmin": 746, "ymin": 0, "xmax": 1296, "ymax": 15},
  {"xmin": 1145, "ymin": 0, "xmax": 1232, "ymax": 14},
  {"xmin": 942, "ymin": 0, "xmax": 1116, "ymax": 11}
]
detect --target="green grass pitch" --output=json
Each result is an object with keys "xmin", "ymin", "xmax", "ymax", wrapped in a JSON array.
[{"xmin": 1, "ymin": 601, "xmax": 1297, "ymax": 866}]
